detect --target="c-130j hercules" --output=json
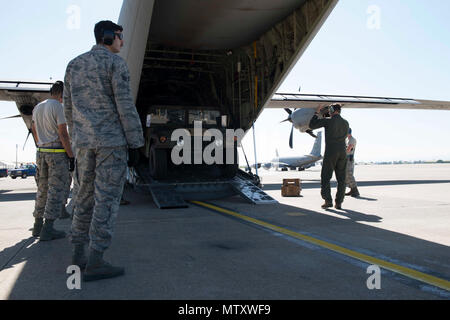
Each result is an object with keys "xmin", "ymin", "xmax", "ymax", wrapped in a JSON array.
[{"xmin": 1, "ymin": 0, "xmax": 449, "ymax": 208}]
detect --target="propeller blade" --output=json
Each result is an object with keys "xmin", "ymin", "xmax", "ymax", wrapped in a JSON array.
[
  {"xmin": 23, "ymin": 130, "xmax": 31, "ymax": 151},
  {"xmin": 280, "ymin": 118, "xmax": 291, "ymax": 124},
  {"xmin": 0, "ymin": 114, "xmax": 21, "ymax": 120},
  {"xmin": 289, "ymin": 125, "xmax": 293, "ymax": 149},
  {"xmin": 306, "ymin": 129, "xmax": 317, "ymax": 138},
  {"xmin": 284, "ymin": 108, "xmax": 292, "ymax": 115}
]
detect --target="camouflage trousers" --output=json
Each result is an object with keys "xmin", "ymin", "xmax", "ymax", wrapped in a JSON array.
[
  {"xmin": 33, "ymin": 152, "xmax": 70, "ymax": 220},
  {"xmin": 346, "ymin": 159, "xmax": 357, "ymax": 188},
  {"xmin": 70, "ymin": 146, "xmax": 127, "ymax": 252},
  {"xmin": 65, "ymin": 172, "xmax": 78, "ymax": 215}
]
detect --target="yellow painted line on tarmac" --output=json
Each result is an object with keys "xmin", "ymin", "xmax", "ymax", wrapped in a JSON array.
[
  {"xmin": 192, "ymin": 201, "xmax": 450, "ymax": 292},
  {"xmin": 286, "ymin": 212, "xmax": 307, "ymax": 217}
]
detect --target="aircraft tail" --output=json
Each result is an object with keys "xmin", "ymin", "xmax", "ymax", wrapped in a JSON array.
[{"xmin": 309, "ymin": 131, "xmax": 322, "ymax": 157}]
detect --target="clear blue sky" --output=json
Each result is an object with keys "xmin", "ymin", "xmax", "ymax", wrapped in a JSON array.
[
  {"xmin": 245, "ymin": 0, "xmax": 450, "ymax": 164},
  {"xmin": 1, "ymin": 0, "xmax": 449, "ymax": 164}
]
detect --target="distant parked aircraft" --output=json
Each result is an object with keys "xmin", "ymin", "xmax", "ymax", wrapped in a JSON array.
[{"xmin": 254, "ymin": 131, "xmax": 322, "ymax": 171}]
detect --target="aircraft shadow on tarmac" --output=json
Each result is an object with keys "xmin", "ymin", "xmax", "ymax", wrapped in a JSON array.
[
  {"xmin": 354, "ymin": 196, "xmax": 377, "ymax": 201},
  {"xmin": 0, "ymin": 238, "xmax": 35, "ymax": 272},
  {"xmin": 217, "ymin": 195, "xmax": 382, "ymax": 223},
  {"xmin": 0, "ymin": 192, "xmax": 36, "ymax": 202},
  {"xmin": 262, "ymin": 179, "xmax": 450, "ymax": 191},
  {"xmin": 1, "ymin": 190, "xmax": 449, "ymax": 300},
  {"xmin": 325, "ymin": 208, "xmax": 382, "ymax": 222}
]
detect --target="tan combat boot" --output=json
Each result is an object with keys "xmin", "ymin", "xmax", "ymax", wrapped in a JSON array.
[
  {"xmin": 72, "ymin": 244, "xmax": 88, "ymax": 270},
  {"xmin": 83, "ymin": 248, "xmax": 124, "ymax": 282},
  {"xmin": 32, "ymin": 218, "xmax": 44, "ymax": 237},
  {"xmin": 39, "ymin": 219, "xmax": 66, "ymax": 241}
]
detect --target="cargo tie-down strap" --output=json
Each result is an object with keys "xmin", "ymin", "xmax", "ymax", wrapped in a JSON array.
[{"xmin": 37, "ymin": 148, "xmax": 66, "ymax": 153}]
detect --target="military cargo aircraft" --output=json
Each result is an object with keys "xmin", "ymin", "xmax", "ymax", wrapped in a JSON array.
[{"xmin": 1, "ymin": 0, "xmax": 450, "ymax": 207}]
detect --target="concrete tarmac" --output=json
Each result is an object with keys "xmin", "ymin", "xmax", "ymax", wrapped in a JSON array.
[{"xmin": 0, "ymin": 164, "xmax": 449, "ymax": 300}]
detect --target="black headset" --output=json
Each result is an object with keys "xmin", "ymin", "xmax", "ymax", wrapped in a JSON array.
[
  {"xmin": 328, "ymin": 103, "xmax": 342, "ymax": 114},
  {"xmin": 103, "ymin": 30, "xmax": 115, "ymax": 46},
  {"xmin": 328, "ymin": 105, "xmax": 335, "ymax": 114}
]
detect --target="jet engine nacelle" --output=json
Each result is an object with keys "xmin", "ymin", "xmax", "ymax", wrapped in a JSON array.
[
  {"xmin": 262, "ymin": 163, "xmax": 272, "ymax": 170},
  {"xmin": 251, "ymin": 163, "xmax": 262, "ymax": 169}
]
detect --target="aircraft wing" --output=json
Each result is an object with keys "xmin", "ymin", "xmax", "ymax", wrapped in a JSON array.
[
  {"xmin": 0, "ymin": 80, "xmax": 52, "ymax": 129},
  {"xmin": 267, "ymin": 93, "xmax": 450, "ymax": 110}
]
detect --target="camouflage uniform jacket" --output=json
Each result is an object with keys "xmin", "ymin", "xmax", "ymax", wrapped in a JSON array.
[{"xmin": 63, "ymin": 45, "xmax": 144, "ymax": 149}]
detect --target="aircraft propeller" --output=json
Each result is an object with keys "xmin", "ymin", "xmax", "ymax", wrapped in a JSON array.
[
  {"xmin": 289, "ymin": 125, "xmax": 294, "ymax": 149},
  {"xmin": 23, "ymin": 129, "xmax": 33, "ymax": 150},
  {"xmin": 281, "ymin": 108, "xmax": 318, "ymax": 145},
  {"xmin": 281, "ymin": 108, "xmax": 295, "ymax": 149},
  {"xmin": 0, "ymin": 114, "xmax": 21, "ymax": 120},
  {"xmin": 306, "ymin": 129, "xmax": 317, "ymax": 138},
  {"xmin": 0, "ymin": 114, "xmax": 33, "ymax": 149}
]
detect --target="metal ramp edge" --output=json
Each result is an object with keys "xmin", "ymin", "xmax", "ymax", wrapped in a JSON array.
[
  {"xmin": 230, "ymin": 176, "xmax": 278, "ymax": 205},
  {"xmin": 149, "ymin": 185, "xmax": 188, "ymax": 209}
]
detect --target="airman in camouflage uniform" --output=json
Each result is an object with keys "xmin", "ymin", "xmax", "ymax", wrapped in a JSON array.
[
  {"xmin": 34, "ymin": 151, "xmax": 70, "ymax": 221},
  {"xmin": 345, "ymin": 128, "xmax": 360, "ymax": 197},
  {"xmin": 65, "ymin": 172, "xmax": 79, "ymax": 217},
  {"xmin": 31, "ymin": 81, "xmax": 75, "ymax": 241},
  {"xmin": 64, "ymin": 20, "xmax": 144, "ymax": 281}
]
